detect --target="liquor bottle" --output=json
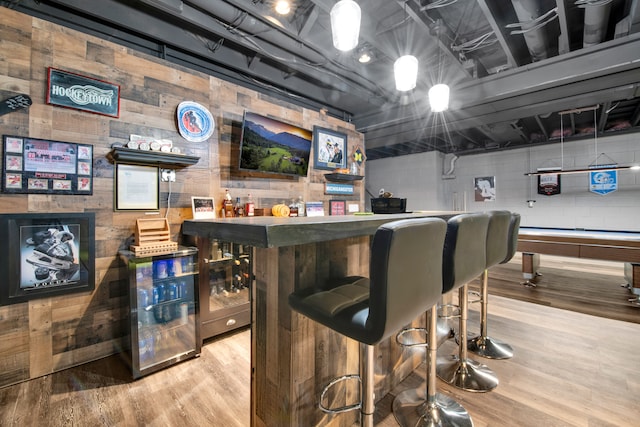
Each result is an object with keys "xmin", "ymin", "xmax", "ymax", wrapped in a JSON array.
[
  {"xmin": 289, "ymin": 198, "xmax": 298, "ymax": 217},
  {"xmin": 245, "ymin": 194, "xmax": 255, "ymax": 217},
  {"xmin": 234, "ymin": 197, "xmax": 244, "ymax": 217},
  {"xmin": 222, "ymin": 189, "xmax": 234, "ymax": 218}
]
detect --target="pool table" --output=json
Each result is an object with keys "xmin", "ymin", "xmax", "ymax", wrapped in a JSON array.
[{"xmin": 516, "ymin": 227, "xmax": 640, "ymax": 297}]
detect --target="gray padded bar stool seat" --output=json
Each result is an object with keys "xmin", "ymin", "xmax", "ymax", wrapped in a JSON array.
[
  {"xmin": 436, "ymin": 212, "xmax": 499, "ymax": 392},
  {"xmin": 468, "ymin": 211, "xmax": 520, "ymax": 359},
  {"xmin": 289, "ymin": 218, "xmax": 447, "ymax": 427}
]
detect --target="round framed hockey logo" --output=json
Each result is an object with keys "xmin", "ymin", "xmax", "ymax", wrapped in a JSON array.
[{"xmin": 177, "ymin": 101, "xmax": 215, "ymax": 142}]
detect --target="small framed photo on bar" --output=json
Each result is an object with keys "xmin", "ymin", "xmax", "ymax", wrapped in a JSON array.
[
  {"xmin": 191, "ymin": 196, "xmax": 216, "ymax": 219},
  {"xmin": 329, "ymin": 200, "xmax": 347, "ymax": 216}
]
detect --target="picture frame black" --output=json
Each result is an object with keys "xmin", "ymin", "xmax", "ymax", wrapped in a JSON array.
[
  {"xmin": 2, "ymin": 135, "xmax": 94, "ymax": 195},
  {"xmin": 114, "ymin": 164, "xmax": 159, "ymax": 211},
  {"xmin": 313, "ymin": 126, "xmax": 347, "ymax": 170},
  {"xmin": 474, "ymin": 176, "xmax": 496, "ymax": 202},
  {"xmin": 0, "ymin": 212, "xmax": 95, "ymax": 306}
]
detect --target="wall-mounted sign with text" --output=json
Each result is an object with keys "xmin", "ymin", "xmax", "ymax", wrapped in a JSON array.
[
  {"xmin": 46, "ymin": 68, "xmax": 120, "ymax": 118},
  {"xmin": 325, "ymin": 182, "xmax": 354, "ymax": 195}
]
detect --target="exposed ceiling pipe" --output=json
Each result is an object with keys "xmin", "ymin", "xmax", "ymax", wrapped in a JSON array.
[
  {"xmin": 578, "ymin": 0, "xmax": 612, "ymax": 47},
  {"xmin": 182, "ymin": 0, "xmax": 390, "ymax": 101},
  {"xmin": 509, "ymin": 0, "xmax": 551, "ymax": 61}
]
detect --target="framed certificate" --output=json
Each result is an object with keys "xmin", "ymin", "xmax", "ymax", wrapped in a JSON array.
[{"xmin": 115, "ymin": 164, "xmax": 159, "ymax": 211}]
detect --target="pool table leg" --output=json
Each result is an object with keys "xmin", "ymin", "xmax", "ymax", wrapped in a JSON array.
[
  {"xmin": 521, "ymin": 252, "xmax": 541, "ymax": 287},
  {"xmin": 624, "ymin": 263, "xmax": 640, "ymax": 306}
]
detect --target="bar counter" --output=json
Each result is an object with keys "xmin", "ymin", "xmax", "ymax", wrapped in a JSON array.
[{"xmin": 183, "ymin": 211, "xmax": 457, "ymax": 426}]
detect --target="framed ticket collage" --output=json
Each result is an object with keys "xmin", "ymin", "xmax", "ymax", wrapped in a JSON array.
[{"xmin": 2, "ymin": 135, "xmax": 93, "ymax": 195}]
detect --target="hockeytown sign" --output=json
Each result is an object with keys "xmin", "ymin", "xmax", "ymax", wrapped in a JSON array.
[{"xmin": 46, "ymin": 68, "xmax": 120, "ymax": 118}]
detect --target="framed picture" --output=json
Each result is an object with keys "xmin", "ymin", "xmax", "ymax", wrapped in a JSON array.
[
  {"xmin": 191, "ymin": 196, "xmax": 216, "ymax": 219},
  {"xmin": 329, "ymin": 199, "xmax": 347, "ymax": 216},
  {"xmin": 313, "ymin": 126, "xmax": 347, "ymax": 170},
  {"xmin": 46, "ymin": 68, "xmax": 120, "ymax": 118},
  {"xmin": 115, "ymin": 164, "xmax": 159, "ymax": 211},
  {"xmin": 2, "ymin": 135, "xmax": 93, "ymax": 195},
  {"xmin": 474, "ymin": 176, "xmax": 496, "ymax": 202},
  {"xmin": 0, "ymin": 212, "xmax": 95, "ymax": 306}
]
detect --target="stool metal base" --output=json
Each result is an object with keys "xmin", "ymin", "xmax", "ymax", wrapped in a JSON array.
[
  {"xmin": 436, "ymin": 355, "xmax": 498, "ymax": 392},
  {"xmin": 467, "ymin": 335, "xmax": 514, "ymax": 360},
  {"xmin": 437, "ymin": 318, "xmax": 455, "ymax": 346},
  {"xmin": 393, "ymin": 387, "xmax": 473, "ymax": 427}
]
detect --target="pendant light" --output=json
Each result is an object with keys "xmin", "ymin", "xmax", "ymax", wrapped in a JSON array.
[
  {"xmin": 394, "ymin": 2, "xmax": 418, "ymax": 92},
  {"xmin": 428, "ymin": 83, "xmax": 449, "ymax": 112},
  {"xmin": 428, "ymin": 21, "xmax": 450, "ymax": 111},
  {"xmin": 394, "ymin": 55, "xmax": 418, "ymax": 91},
  {"xmin": 330, "ymin": 0, "xmax": 361, "ymax": 52}
]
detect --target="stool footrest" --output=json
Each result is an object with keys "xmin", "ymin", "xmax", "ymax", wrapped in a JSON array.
[
  {"xmin": 467, "ymin": 290, "xmax": 482, "ymax": 304},
  {"xmin": 438, "ymin": 303, "xmax": 460, "ymax": 319},
  {"xmin": 319, "ymin": 374, "xmax": 362, "ymax": 414},
  {"xmin": 396, "ymin": 327, "xmax": 428, "ymax": 348}
]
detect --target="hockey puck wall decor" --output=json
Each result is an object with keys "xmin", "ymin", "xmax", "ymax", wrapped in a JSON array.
[{"xmin": 176, "ymin": 101, "xmax": 215, "ymax": 142}]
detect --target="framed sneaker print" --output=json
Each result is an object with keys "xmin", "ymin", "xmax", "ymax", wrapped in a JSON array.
[{"xmin": 0, "ymin": 212, "xmax": 95, "ymax": 306}]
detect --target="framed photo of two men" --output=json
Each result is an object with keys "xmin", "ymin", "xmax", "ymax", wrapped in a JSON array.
[{"xmin": 313, "ymin": 126, "xmax": 347, "ymax": 170}]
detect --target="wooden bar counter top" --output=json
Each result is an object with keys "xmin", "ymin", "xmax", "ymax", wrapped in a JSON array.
[{"xmin": 183, "ymin": 211, "xmax": 457, "ymax": 427}]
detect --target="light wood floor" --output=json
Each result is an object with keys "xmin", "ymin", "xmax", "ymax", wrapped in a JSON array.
[{"xmin": 1, "ymin": 258, "xmax": 639, "ymax": 426}]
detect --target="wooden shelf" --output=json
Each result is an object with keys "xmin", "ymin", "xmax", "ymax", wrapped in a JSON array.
[
  {"xmin": 324, "ymin": 173, "xmax": 364, "ymax": 182},
  {"xmin": 108, "ymin": 147, "xmax": 199, "ymax": 169}
]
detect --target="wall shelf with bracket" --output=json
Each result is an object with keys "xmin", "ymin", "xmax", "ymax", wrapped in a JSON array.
[
  {"xmin": 107, "ymin": 147, "xmax": 200, "ymax": 169},
  {"xmin": 324, "ymin": 173, "xmax": 363, "ymax": 182}
]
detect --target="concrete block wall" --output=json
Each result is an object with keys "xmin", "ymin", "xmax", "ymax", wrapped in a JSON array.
[{"xmin": 367, "ymin": 133, "xmax": 640, "ymax": 231}]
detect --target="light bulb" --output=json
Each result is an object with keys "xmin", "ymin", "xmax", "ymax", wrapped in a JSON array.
[
  {"xmin": 275, "ymin": 1, "xmax": 290, "ymax": 15},
  {"xmin": 330, "ymin": 0, "xmax": 361, "ymax": 51},
  {"xmin": 394, "ymin": 55, "xmax": 418, "ymax": 92},
  {"xmin": 429, "ymin": 83, "xmax": 450, "ymax": 112}
]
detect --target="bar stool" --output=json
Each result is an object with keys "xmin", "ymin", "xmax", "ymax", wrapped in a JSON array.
[
  {"xmin": 288, "ymin": 217, "xmax": 447, "ymax": 427},
  {"xmin": 468, "ymin": 210, "xmax": 515, "ymax": 359},
  {"xmin": 436, "ymin": 212, "xmax": 499, "ymax": 392}
]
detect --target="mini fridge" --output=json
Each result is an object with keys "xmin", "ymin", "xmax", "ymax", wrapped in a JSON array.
[{"xmin": 120, "ymin": 246, "xmax": 200, "ymax": 379}]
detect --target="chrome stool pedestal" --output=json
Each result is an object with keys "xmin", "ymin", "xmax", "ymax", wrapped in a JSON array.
[
  {"xmin": 467, "ymin": 269, "xmax": 514, "ymax": 360},
  {"xmin": 393, "ymin": 307, "xmax": 472, "ymax": 427},
  {"xmin": 436, "ymin": 284, "xmax": 498, "ymax": 392}
]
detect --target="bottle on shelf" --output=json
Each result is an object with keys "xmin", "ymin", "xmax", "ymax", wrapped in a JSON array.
[
  {"xmin": 245, "ymin": 194, "xmax": 255, "ymax": 217},
  {"xmin": 350, "ymin": 161, "xmax": 358, "ymax": 175},
  {"xmin": 288, "ymin": 198, "xmax": 298, "ymax": 217},
  {"xmin": 234, "ymin": 197, "xmax": 244, "ymax": 217},
  {"xmin": 297, "ymin": 195, "xmax": 305, "ymax": 217},
  {"xmin": 222, "ymin": 189, "xmax": 234, "ymax": 218}
]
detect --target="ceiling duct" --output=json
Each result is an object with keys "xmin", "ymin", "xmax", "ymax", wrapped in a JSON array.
[
  {"xmin": 578, "ymin": 0, "xmax": 613, "ymax": 47},
  {"xmin": 509, "ymin": 0, "xmax": 553, "ymax": 61}
]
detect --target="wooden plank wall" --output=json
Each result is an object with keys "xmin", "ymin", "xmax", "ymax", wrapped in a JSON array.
[{"xmin": 0, "ymin": 7, "xmax": 364, "ymax": 389}]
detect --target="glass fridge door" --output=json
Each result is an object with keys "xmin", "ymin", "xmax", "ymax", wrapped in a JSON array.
[
  {"xmin": 199, "ymin": 240, "xmax": 251, "ymax": 341},
  {"xmin": 122, "ymin": 247, "xmax": 200, "ymax": 379}
]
